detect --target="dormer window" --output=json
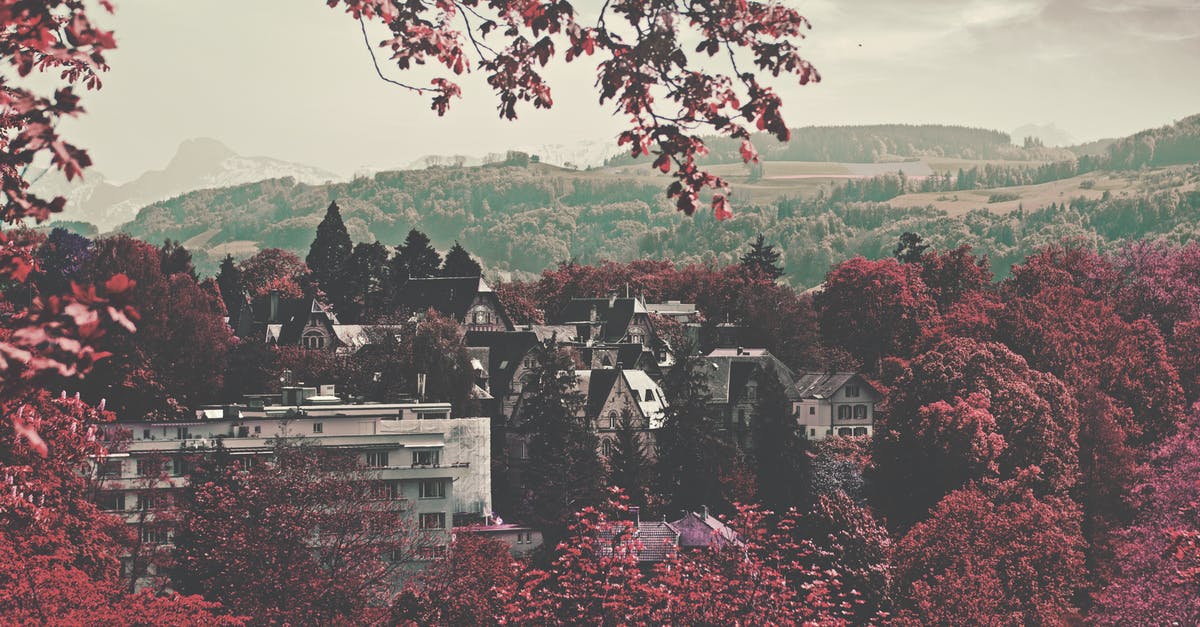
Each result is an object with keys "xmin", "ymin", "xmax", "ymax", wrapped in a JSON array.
[{"xmin": 845, "ymin": 385, "xmax": 861, "ymax": 398}]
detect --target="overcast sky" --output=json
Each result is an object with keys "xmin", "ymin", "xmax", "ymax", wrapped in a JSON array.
[{"xmin": 62, "ymin": 0, "xmax": 1200, "ymax": 182}]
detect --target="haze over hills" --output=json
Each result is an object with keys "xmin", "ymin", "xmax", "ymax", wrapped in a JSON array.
[
  {"xmin": 107, "ymin": 115, "xmax": 1200, "ymax": 288},
  {"xmin": 35, "ymin": 138, "xmax": 341, "ymax": 231}
]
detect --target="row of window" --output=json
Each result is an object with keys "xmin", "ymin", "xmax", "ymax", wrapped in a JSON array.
[
  {"xmin": 804, "ymin": 426, "xmax": 870, "ymax": 437},
  {"xmin": 365, "ymin": 449, "xmax": 442, "ymax": 469},
  {"xmin": 836, "ymin": 405, "xmax": 870, "ymax": 420},
  {"xmin": 96, "ymin": 491, "xmax": 172, "ymax": 512}
]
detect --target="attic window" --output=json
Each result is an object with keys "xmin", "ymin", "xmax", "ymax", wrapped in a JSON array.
[
  {"xmin": 644, "ymin": 389, "xmax": 654, "ymax": 402},
  {"xmin": 302, "ymin": 330, "xmax": 326, "ymax": 349},
  {"xmin": 845, "ymin": 385, "xmax": 860, "ymax": 398},
  {"xmin": 632, "ymin": 390, "xmax": 641, "ymax": 402}
]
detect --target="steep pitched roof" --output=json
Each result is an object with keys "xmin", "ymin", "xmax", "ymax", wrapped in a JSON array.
[
  {"xmin": 671, "ymin": 510, "xmax": 742, "ymax": 549},
  {"xmin": 582, "ymin": 368, "xmax": 621, "ymax": 420},
  {"xmin": 623, "ymin": 369, "xmax": 668, "ymax": 429},
  {"xmin": 794, "ymin": 371, "xmax": 875, "ymax": 399},
  {"xmin": 238, "ymin": 296, "xmax": 339, "ymax": 345},
  {"xmin": 465, "ymin": 330, "xmax": 541, "ymax": 395},
  {"xmin": 397, "ymin": 276, "xmax": 495, "ymax": 321},
  {"xmin": 702, "ymin": 349, "xmax": 799, "ymax": 404},
  {"xmin": 556, "ymin": 297, "xmax": 640, "ymax": 343}
]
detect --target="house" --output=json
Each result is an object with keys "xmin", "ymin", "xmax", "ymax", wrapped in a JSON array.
[
  {"xmin": 94, "ymin": 387, "xmax": 492, "ymax": 583},
  {"xmin": 793, "ymin": 371, "xmax": 882, "ymax": 439},
  {"xmin": 644, "ymin": 300, "xmax": 700, "ymax": 325},
  {"xmin": 465, "ymin": 325, "xmax": 574, "ymax": 420},
  {"xmin": 702, "ymin": 347, "xmax": 800, "ymax": 449},
  {"xmin": 397, "ymin": 276, "xmax": 513, "ymax": 332},
  {"xmin": 232, "ymin": 291, "xmax": 401, "ymax": 354},
  {"xmin": 671, "ymin": 507, "xmax": 742, "ymax": 551},
  {"xmin": 554, "ymin": 295, "xmax": 673, "ymax": 367},
  {"xmin": 509, "ymin": 368, "xmax": 667, "ymax": 459}
]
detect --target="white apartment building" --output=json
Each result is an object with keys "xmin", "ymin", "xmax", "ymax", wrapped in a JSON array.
[{"xmin": 95, "ymin": 387, "xmax": 491, "ymax": 566}]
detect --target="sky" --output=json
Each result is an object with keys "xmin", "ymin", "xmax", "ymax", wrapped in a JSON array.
[{"xmin": 61, "ymin": 0, "xmax": 1200, "ymax": 182}]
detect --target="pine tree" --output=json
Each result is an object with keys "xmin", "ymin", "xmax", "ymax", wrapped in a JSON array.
[
  {"xmin": 343, "ymin": 241, "xmax": 391, "ymax": 321},
  {"xmin": 397, "ymin": 229, "xmax": 442, "ymax": 279},
  {"xmin": 608, "ymin": 408, "xmax": 650, "ymax": 508},
  {"xmin": 519, "ymin": 340, "xmax": 603, "ymax": 544},
  {"xmin": 750, "ymin": 365, "xmax": 811, "ymax": 512},
  {"xmin": 306, "ymin": 200, "xmax": 353, "ymax": 305},
  {"xmin": 215, "ymin": 253, "xmax": 244, "ymax": 317},
  {"xmin": 441, "ymin": 241, "xmax": 483, "ymax": 277},
  {"xmin": 656, "ymin": 348, "xmax": 733, "ymax": 513},
  {"xmin": 739, "ymin": 234, "xmax": 785, "ymax": 281}
]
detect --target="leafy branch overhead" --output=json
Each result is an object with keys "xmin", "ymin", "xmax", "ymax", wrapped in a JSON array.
[{"xmin": 330, "ymin": 0, "xmax": 820, "ymax": 219}]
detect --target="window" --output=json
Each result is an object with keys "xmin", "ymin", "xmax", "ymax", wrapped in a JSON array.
[
  {"xmin": 142, "ymin": 429, "xmax": 151, "ymax": 440},
  {"xmin": 253, "ymin": 425, "xmax": 262, "ymax": 435},
  {"xmin": 854, "ymin": 427, "xmax": 868, "ymax": 436},
  {"xmin": 370, "ymin": 480, "xmax": 402, "ymax": 500},
  {"xmin": 837, "ymin": 405, "xmax": 851, "ymax": 420},
  {"xmin": 312, "ymin": 422, "xmax": 323, "ymax": 434},
  {"xmin": 471, "ymin": 306, "xmax": 492, "ymax": 325},
  {"xmin": 419, "ymin": 480, "xmax": 446, "ymax": 499},
  {"xmin": 809, "ymin": 406, "xmax": 815, "ymax": 415},
  {"xmin": 97, "ymin": 491, "xmax": 126, "ymax": 512},
  {"xmin": 854, "ymin": 405, "xmax": 868, "ymax": 420},
  {"xmin": 176, "ymin": 427, "xmax": 190, "ymax": 440},
  {"xmin": 845, "ymin": 385, "xmax": 860, "ymax": 398},
  {"xmin": 171, "ymin": 457, "xmax": 190, "ymax": 477},
  {"xmin": 517, "ymin": 531, "xmax": 533, "ymax": 544},
  {"xmin": 136, "ymin": 459, "xmax": 163, "ymax": 477},
  {"xmin": 139, "ymin": 526, "xmax": 168, "ymax": 545},
  {"xmin": 631, "ymin": 389, "xmax": 641, "ymax": 402},
  {"xmin": 601, "ymin": 439, "xmax": 615, "ymax": 458},
  {"xmin": 100, "ymin": 459, "xmax": 123, "ymax": 478},
  {"xmin": 366, "ymin": 451, "xmax": 390, "ymax": 468},
  {"xmin": 135, "ymin": 493, "xmax": 157, "ymax": 511},
  {"xmin": 412, "ymin": 450, "xmax": 440, "ymax": 467},
  {"xmin": 746, "ymin": 385, "xmax": 757, "ymax": 401},
  {"xmin": 838, "ymin": 427, "xmax": 853, "ymax": 436},
  {"xmin": 420, "ymin": 513, "xmax": 446, "ymax": 530},
  {"xmin": 418, "ymin": 545, "xmax": 448, "ymax": 560},
  {"xmin": 810, "ymin": 428, "xmax": 816, "ymax": 437},
  {"xmin": 605, "ymin": 410, "xmax": 618, "ymax": 430},
  {"xmin": 644, "ymin": 389, "xmax": 654, "ymax": 402},
  {"xmin": 302, "ymin": 330, "xmax": 326, "ymax": 349}
]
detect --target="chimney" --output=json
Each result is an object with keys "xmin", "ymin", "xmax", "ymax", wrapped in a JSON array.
[
  {"xmin": 269, "ymin": 290, "xmax": 280, "ymax": 322},
  {"xmin": 736, "ymin": 346, "xmax": 745, "ymax": 356}
]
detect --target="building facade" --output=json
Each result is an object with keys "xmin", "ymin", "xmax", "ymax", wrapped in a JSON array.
[{"xmin": 792, "ymin": 372, "xmax": 882, "ymax": 439}]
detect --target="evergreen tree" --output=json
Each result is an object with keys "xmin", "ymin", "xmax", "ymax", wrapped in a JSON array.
[
  {"xmin": 519, "ymin": 340, "xmax": 603, "ymax": 544},
  {"xmin": 215, "ymin": 253, "xmax": 244, "ymax": 317},
  {"xmin": 441, "ymin": 241, "xmax": 483, "ymax": 277},
  {"xmin": 893, "ymin": 232, "xmax": 929, "ymax": 264},
  {"xmin": 159, "ymin": 238, "xmax": 196, "ymax": 279},
  {"xmin": 306, "ymin": 200, "xmax": 353, "ymax": 305},
  {"xmin": 739, "ymin": 234, "xmax": 784, "ymax": 281},
  {"xmin": 656, "ymin": 347, "xmax": 733, "ymax": 513},
  {"xmin": 397, "ymin": 229, "xmax": 442, "ymax": 279},
  {"xmin": 750, "ymin": 365, "xmax": 811, "ymax": 512},
  {"xmin": 344, "ymin": 241, "xmax": 391, "ymax": 321},
  {"xmin": 608, "ymin": 408, "xmax": 650, "ymax": 508}
]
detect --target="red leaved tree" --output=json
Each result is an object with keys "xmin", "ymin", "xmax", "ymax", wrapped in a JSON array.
[{"xmin": 329, "ymin": 0, "xmax": 820, "ymax": 219}]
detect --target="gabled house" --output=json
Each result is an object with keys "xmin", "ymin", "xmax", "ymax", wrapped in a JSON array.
[
  {"xmin": 574, "ymin": 368, "xmax": 668, "ymax": 458},
  {"xmin": 598, "ymin": 519, "xmax": 681, "ymax": 563},
  {"xmin": 671, "ymin": 507, "xmax": 742, "ymax": 551},
  {"xmin": 465, "ymin": 325, "xmax": 574, "ymax": 420},
  {"xmin": 233, "ymin": 291, "xmax": 401, "ymax": 354},
  {"xmin": 793, "ymin": 371, "xmax": 882, "ymax": 439},
  {"xmin": 554, "ymin": 295, "xmax": 674, "ymax": 367},
  {"xmin": 702, "ymin": 347, "xmax": 801, "ymax": 449},
  {"xmin": 397, "ymin": 276, "xmax": 513, "ymax": 332}
]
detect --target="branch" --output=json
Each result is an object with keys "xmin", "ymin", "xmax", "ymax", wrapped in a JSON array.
[{"xmin": 358, "ymin": 18, "xmax": 438, "ymax": 94}]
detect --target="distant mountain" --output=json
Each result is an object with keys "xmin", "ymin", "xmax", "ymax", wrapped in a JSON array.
[
  {"xmin": 34, "ymin": 137, "xmax": 341, "ymax": 232},
  {"xmin": 1012, "ymin": 123, "xmax": 1077, "ymax": 147}
]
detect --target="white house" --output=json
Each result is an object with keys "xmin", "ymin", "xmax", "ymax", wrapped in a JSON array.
[{"xmin": 792, "ymin": 372, "xmax": 882, "ymax": 439}]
